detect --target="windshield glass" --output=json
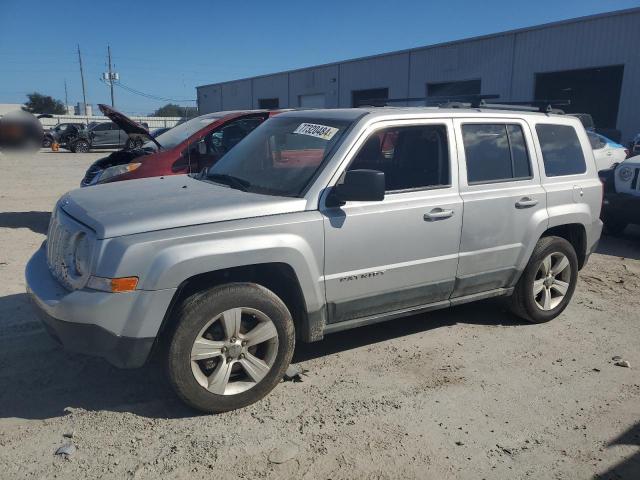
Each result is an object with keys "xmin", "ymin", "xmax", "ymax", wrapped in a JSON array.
[
  {"xmin": 205, "ymin": 116, "xmax": 353, "ymax": 197},
  {"xmin": 143, "ymin": 114, "xmax": 225, "ymax": 150}
]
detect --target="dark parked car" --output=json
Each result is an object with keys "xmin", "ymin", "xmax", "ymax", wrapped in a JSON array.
[
  {"xmin": 81, "ymin": 104, "xmax": 283, "ymax": 186},
  {"xmin": 43, "ymin": 122, "xmax": 86, "ymax": 148},
  {"xmin": 68, "ymin": 114, "xmax": 149, "ymax": 153}
]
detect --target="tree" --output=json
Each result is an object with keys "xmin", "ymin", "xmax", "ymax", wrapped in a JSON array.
[
  {"xmin": 152, "ymin": 103, "xmax": 198, "ymax": 118},
  {"xmin": 22, "ymin": 92, "xmax": 67, "ymax": 115}
]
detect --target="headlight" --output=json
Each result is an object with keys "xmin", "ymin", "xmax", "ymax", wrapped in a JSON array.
[
  {"xmin": 618, "ymin": 166, "xmax": 633, "ymax": 182},
  {"xmin": 72, "ymin": 232, "xmax": 90, "ymax": 277},
  {"xmin": 97, "ymin": 162, "xmax": 141, "ymax": 183}
]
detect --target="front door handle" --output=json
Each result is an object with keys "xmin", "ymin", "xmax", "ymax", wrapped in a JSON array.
[
  {"xmin": 515, "ymin": 197, "xmax": 539, "ymax": 209},
  {"xmin": 424, "ymin": 208, "xmax": 454, "ymax": 221}
]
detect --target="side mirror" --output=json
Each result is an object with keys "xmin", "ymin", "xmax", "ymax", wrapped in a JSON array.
[
  {"xmin": 197, "ymin": 140, "xmax": 207, "ymax": 156},
  {"xmin": 331, "ymin": 169, "xmax": 385, "ymax": 205}
]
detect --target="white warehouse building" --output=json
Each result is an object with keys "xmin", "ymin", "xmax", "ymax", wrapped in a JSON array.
[{"xmin": 197, "ymin": 8, "xmax": 640, "ymax": 142}]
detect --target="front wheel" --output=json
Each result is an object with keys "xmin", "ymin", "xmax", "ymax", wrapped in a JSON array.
[
  {"xmin": 166, "ymin": 283, "xmax": 295, "ymax": 413},
  {"xmin": 126, "ymin": 137, "xmax": 144, "ymax": 150},
  {"xmin": 510, "ymin": 236, "xmax": 578, "ymax": 323}
]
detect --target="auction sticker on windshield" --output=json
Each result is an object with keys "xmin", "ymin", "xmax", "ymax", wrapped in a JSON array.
[{"xmin": 293, "ymin": 123, "xmax": 339, "ymax": 140}]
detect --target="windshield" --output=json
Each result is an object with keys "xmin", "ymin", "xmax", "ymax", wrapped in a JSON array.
[
  {"xmin": 143, "ymin": 114, "xmax": 225, "ymax": 150},
  {"xmin": 205, "ymin": 116, "xmax": 353, "ymax": 197}
]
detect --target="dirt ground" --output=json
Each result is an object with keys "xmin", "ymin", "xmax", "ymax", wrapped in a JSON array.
[{"xmin": 0, "ymin": 150, "xmax": 639, "ymax": 480}]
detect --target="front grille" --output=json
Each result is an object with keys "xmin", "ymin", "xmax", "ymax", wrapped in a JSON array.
[
  {"xmin": 46, "ymin": 207, "xmax": 90, "ymax": 291},
  {"xmin": 632, "ymin": 168, "xmax": 640, "ymax": 191},
  {"xmin": 46, "ymin": 208, "xmax": 73, "ymax": 290}
]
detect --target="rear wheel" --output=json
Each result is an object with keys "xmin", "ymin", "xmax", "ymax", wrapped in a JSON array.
[
  {"xmin": 166, "ymin": 283, "xmax": 295, "ymax": 413},
  {"xmin": 70, "ymin": 139, "xmax": 90, "ymax": 153},
  {"xmin": 42, "ymin": 136, "xmax": 52, "ymax": 148},
  {"xmin": 510, "ymin": 236, "xmax": 578, "ymax": 323}
]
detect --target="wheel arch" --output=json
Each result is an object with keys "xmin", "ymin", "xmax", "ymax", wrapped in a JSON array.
[
  {"xmin": 157, "ymin": 262, "xmax": 319, "ymax": 344},
  {"xmin": 541, "ymin": 223, "xmax": 587, "ymax": 269}
]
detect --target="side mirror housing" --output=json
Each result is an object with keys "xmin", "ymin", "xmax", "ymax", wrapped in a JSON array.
[{"xmin": 330, "ymin": 169, "xmax": 385, "ymax": 205}]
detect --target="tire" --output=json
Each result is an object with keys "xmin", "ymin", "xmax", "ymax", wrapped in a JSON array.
[
  {"xmin": 125, "ymin": 137, "xmax": 144, "ymax": 150},
  {"xmin": 510, "ymin": 236, "xmax": 578, "ymax": 324},
  {"xmin": 70, "ymin": 139, "xmax": 90, "ymax": 153},
  {"xmin": 166, "ymin": 283, "xmax": 295, "ymax": 413},
  {"xmin": 42, "ymin": 137, "xmax": 52, "ymax": 148},
  {"xmin": 603, "ymin": 217, "xmax": 627, "ymax": 236}
]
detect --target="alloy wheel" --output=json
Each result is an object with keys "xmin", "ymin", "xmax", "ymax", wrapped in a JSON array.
[
  {"xmin": 190, "ymin": 307, "xmax": 279, "ymax": 395},
  {"xmin": 532, "ymin": 252, "xmax": 572, "ymax": 311}
]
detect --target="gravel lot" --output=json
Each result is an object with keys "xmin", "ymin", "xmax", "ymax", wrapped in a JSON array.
[{"xmin": 0, "ymin": 150, "xmax": 639, "ymax": 479}]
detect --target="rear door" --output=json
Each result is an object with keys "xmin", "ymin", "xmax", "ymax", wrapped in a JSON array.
[
  {"xmin": 452, "ymin": 118, "xmax": 547, "ymax": 297},
  {"xmin": 322, "ymin": 119, "xmax": 463, "ymax": 324}
]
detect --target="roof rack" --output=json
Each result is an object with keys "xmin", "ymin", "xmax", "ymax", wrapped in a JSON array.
[
  {"xmin": 480, "ymin": 99, "xmax": 570, "ymax": 114},
  {"xmin": 360, "ymin": 94, "xmax": 570, "ymax": 114},
  {"xmin": 362, "ymin": 94, "xmax": 499, "ymax": 107}
]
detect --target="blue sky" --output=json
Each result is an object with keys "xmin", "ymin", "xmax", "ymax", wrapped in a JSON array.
[{"xmin": 1, "ymin": 0, "xmax": 637, "ymax": 115}]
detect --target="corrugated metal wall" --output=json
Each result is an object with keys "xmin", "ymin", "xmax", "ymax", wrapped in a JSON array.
[{"xmin": 197, "ymin": 8, "xmax": 640, "ymax": 141}]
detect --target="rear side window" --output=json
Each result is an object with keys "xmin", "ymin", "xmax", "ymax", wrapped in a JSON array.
[
  {"xmin": 462, "ymin": 124, "xmax": 532, "ymax": 184},
  {"xmin": 536, "ymin": 124, "xmax": 586, "ymax": 177}
]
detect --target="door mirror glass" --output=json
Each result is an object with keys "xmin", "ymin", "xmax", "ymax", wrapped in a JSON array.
[
  {"xmin": 197, "ymin": 140, "xmax": 207, "ymax": 156},
  {"xmin": 332, "ymin": 169, "xmax": 385, "ymax": 204}
]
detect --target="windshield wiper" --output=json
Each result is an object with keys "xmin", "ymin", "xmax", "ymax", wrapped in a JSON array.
[{"xmin": 207, "ymin": 173, "xmax": 251, "ymax": 191}]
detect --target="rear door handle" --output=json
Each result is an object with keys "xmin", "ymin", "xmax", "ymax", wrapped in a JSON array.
[
  {"xmin": 515, "ymin": 197, "xmax": 539, "ymax": 209},
  {"xmin": 424, "ymin": 208, "xmax": 454, "ymax": 221}
]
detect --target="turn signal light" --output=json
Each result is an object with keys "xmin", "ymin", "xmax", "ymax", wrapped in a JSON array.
[{"xmin": 88, "ymin": 276, "xmax": 138, "ymax": 293}]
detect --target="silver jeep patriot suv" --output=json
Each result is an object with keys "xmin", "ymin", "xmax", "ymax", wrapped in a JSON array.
[{"xmin": 26, "ymin": 107, "xmax": 603, "ymax": 412}]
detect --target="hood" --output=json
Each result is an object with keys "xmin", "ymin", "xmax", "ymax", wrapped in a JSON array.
[
  {"xmin": 98, "ymin": 104, "xmax": 149, "ymax": 136},
  {"xmin": 60, "ymin": 174, "xmax": 307, "ymax": 239}
]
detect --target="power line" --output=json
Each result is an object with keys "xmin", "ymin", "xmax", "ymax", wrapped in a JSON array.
[{"xmin": 107, "ymin": 80, "xmax": 195, "ymax": 103}]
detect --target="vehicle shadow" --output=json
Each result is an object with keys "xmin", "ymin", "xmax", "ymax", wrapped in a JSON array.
[
  {"xmin": 0, "ymin": 292, "xmax": 525, "ymax": 421},
  {"xmin": 595, "ymin": 421, "xmax": 640, "ymax": 479},
  {"xmin": 293, "ymin": 299, "xmax": 525, "ymax": 362},
  {"xmin": 0, "ymin": 211, "xmax": 50, "ymax": 235},
  {"xmin": 0, "ymin": 293, "xmax": 193, "ymax": 420},
  {"xmin": 597, "ymin": 226, "xmax": 640, "ymax": 261}
]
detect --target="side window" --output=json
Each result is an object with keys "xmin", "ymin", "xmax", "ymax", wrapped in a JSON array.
[
  {"xmin": 462, "ymin": 124, "xmax": 532, "ymax": 184},
  {"xmin": 209, "ymin": 118, "xmax": 260, "ymax": 154},
  {"xmin": 536, "ymin": 124, "xmax": 586, "ymax": 177},
  {"xmin": 348, "ymin": 124, "xmax": 450, "ymax": 192},
  {"xmin": 587, "ymin": 131, "xmax": 605, "ymax": 150},
  {"xmin": 93, "ymin": 123, "xmax": 111, "ymax": 131}
]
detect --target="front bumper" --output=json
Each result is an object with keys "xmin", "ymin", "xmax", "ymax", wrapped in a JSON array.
[
  {"xmin": 25, "ymin": 245, "xmax": 176, "ymax": 368},
  {"xmin": 602, "ymin": 191, "xmax": 640, "ymax": 224}
]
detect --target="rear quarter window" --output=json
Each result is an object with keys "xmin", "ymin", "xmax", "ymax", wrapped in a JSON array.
[{"xmin": 536, "ymin": 124, "xmax": 587, "ymax": 177}]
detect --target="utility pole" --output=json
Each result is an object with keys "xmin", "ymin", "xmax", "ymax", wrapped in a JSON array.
[
  {"xmin": 64, "ymin": 79, "xmax": 68, "ymax": 111},
  {"xmin": 107, "ymin": 45, "xmax": 115, "ymax": 107},
  {"xmin": 77, "ymin": 45, "xmax": 88, "ymax": 117}
]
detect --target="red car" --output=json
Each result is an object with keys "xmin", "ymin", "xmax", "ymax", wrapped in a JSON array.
[{"xmin": 81, "ymin": 104, "xmax": 282, "ymax": 186}]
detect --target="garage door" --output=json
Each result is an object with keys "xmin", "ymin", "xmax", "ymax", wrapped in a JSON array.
[{"xmin": 299, "ymin": 94, "xmax": 326, "ymax": 109}]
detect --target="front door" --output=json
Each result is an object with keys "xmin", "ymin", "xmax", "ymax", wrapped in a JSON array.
[
  {"xmin": 322, "ymin": 120, "xmax": 462, "ymax": 324},
  {"xmin": 90, "ymin": 122, "xmax": 113, "ymax": 146},
  {"xmin": 452, "ymin": 118, "xmax": 547, "ymax": 296}
]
